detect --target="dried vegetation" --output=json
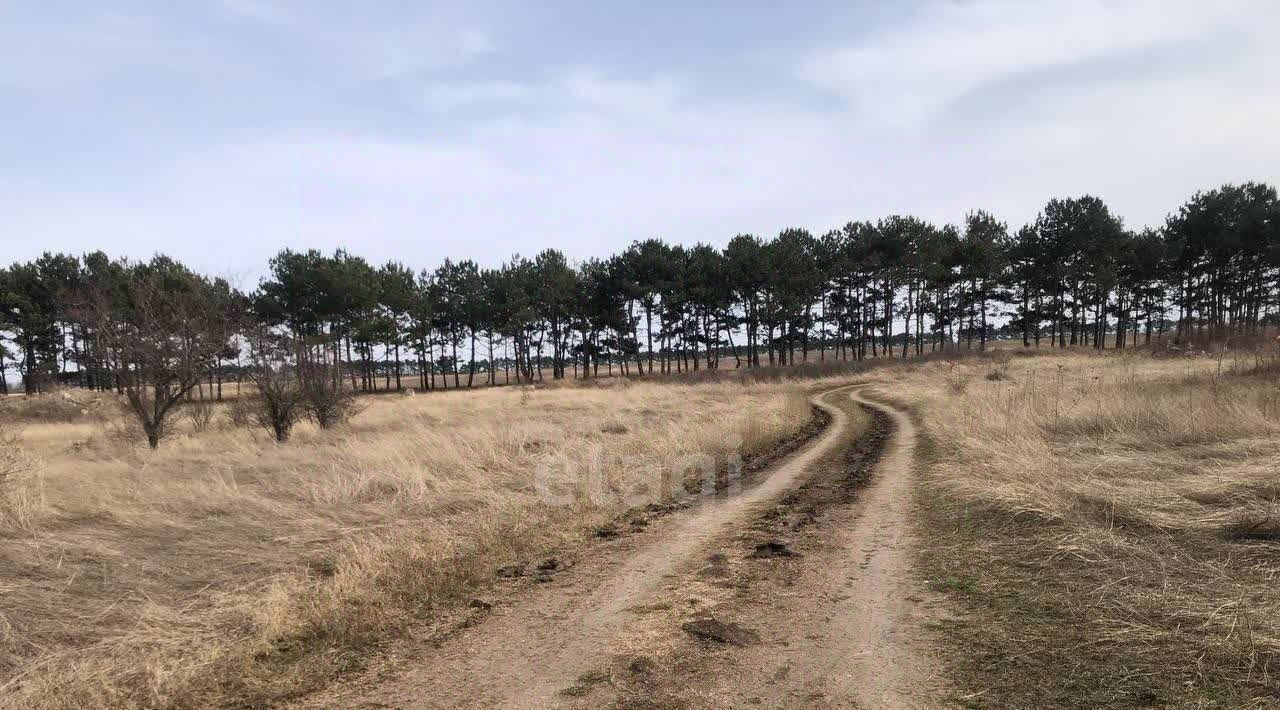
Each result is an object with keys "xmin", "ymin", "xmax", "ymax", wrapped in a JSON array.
[
  {"xmin": 885, "ymin": 349, "xmax": 1280, "ymax": 708},
  {"xmin": 0, "ymin": 380, "xmax": 808, "ymax": 709}
]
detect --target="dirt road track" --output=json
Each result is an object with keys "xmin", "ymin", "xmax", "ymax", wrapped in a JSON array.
[
  {"xmin": 300, "ymin": 384, "xmax": 941, "ymax": 710},
  {"xmin": 665, "ymin": 387, "xmax": 946, "ymax": 709}
]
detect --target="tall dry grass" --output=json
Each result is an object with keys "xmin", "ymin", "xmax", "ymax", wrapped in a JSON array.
[
  {"xmin": 0, "ymin": 380, "xmax": 810, "ymax": 709},
  {"xmin": 0, "ymin": 425, "xmax": 43, "ymax": 531},
  {"xmin": 879, "ymin": 351, "xmax": 1280, "ymax": 707}
]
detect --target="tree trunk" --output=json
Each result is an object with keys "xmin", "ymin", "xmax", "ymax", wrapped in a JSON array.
[
  {"xmin": 979, "ymin": 290, "xmax": 988, "ymax": 351},
  {"xmin": 394, "ymin": 340, "xmax": 402, "ymax": 390},
  {"xmin": 644, "ymin": 304, "xmax": 654, "ymax": 375},
  {"xmin": 467, "ymin": 332, "xmax": 477, "ymax": 388}
]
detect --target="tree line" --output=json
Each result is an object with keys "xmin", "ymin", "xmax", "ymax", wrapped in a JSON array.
[{"xmin": 3, "ymin": 181, "xmax": 1277, "ymax": 405}]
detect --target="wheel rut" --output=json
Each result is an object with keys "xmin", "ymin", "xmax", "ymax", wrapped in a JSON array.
[{"xmin": 295, "ymin": 385, "xmax": 945, "ymax": 710}]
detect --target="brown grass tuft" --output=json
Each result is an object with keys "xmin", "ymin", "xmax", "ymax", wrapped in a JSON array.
[
  {"xmin": 0, "ymin": 424, "xmax": 45, "ymax": 530},
  {"xmin": 893, "ymin": 351, "xmax": 1280, "ymax": 708}
]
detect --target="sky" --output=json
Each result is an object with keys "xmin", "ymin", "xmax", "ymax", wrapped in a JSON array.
[{"xmin": 2, "ymin": 0, "xmax": 1277, "ymax": 285}]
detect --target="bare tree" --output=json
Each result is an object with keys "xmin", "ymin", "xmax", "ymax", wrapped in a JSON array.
[
  {"xmin": 79, "ymin": 257, "xmax": 241, "ymax": 448},
  {"xmin": 244, "ymin": 331, "xmax": 304, "ymax": 442},
  {"xmin": 299, "ymin": 355, "xmax": 360, "ymax": 429}
]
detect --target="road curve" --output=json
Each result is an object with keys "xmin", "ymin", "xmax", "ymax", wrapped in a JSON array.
[
  {"xmin": 689, "ymin": 386, "xmax": 942, "ymax": 708},
  {"xmin": 299, "ymin": 384, "xmax": 863, "ymax": 710}
]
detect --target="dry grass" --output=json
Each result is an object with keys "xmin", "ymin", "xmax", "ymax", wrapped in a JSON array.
[
  {"xmin": 0, "ymin": 380, "xmax": 810, "ymax": 709},
  {"xmin": 0, "ymin": 425, "xmax": 43, "ymax": 531},
  {"xmin": 877, "ymin": 350, "xmax": 1280, "ymax": 708}
]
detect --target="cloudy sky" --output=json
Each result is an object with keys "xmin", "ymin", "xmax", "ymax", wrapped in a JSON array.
[{"xmin": 2, "ymin": 0, "xmax": 1276, "ymax": 282}]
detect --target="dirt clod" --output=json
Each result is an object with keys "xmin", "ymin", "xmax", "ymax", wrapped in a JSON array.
[
  {"xmin": 750, "ymin": 541, "xmax": 800, "ymax": 558},
  {"xmin": 696, "ymin": 551, "xmax": 733, "ymax": 580},
  {"xmin": 536, "ymin": 557, "xmax": 562, "ymax": 572},
  {"xmin": 594, "ymin": 524, "xmax": 621, "ymax": 539},
  {"xmin": 495, "ymin": 564, "xmax": 525, "ymax": 578},
  {"xmin": 680, "ymin": 618, "xmax": 760, "ymax": 646}
]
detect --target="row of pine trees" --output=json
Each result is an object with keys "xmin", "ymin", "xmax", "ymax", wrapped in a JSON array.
[{"xmin": 3, "ymin": 182, "xmax": 1277, "ymax": 394}]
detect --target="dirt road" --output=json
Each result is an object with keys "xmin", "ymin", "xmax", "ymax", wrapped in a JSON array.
[
  {"xmin": 633, "ymin": 386, "xmax": 948, "ymax": 709},
  {"xmin": 301, "ymin": 385, "xmax": 943, "ymax": 709}
]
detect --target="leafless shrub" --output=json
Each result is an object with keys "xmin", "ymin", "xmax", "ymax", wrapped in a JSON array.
[
  {"xmin": 244, "ymin": 333, "xmax": 304, "ymax": 442},
  {"xmin": 184, "ymin": 399, "xmax": 216, "ymax": 432},
  {"xmin": 944, "ymin": 362, "xmax": 972, "ymax": 394},
  {"xmin": 252, "ymin": 374, "xmax": 303, "ymax": 442},
  {"xmin": 985, "ymin": 363, "xmax": 1011, "ymax": 381},
  {"xmin": 227, "ymin": 395, "xmax": 256, "ymax": 429},
  {"xmin": 299, "ymin": 360, "xmax": 360, "ymax": 430}
]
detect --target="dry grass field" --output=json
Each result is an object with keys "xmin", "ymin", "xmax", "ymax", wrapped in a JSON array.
[
  {"xmin": 872, "ymin": 349, "xmax": 1280, "ymax": 708},
  {"xmin": 0, "ymin": 380, "xmax": 810, "ymax": 709},
  {"xmin": 5, "ymin": 346, "xmax": 1277, "ymax": 709}
]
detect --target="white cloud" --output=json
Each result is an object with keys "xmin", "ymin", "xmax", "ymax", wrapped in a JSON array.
[
  {"xmin": 459, "ymin": 29, "xmax": 496, "ymax": 60},
  {"xmin": 799, "ymin": 0, "xmax": 1262, "ymax": 129},
  {"xmin": 422, "ymin": 81, "xmax": 534, "ymax": 111},
  {"xmin": 217, "ymin": 0, "xmax": 289, "ymax": 25},
  {"xmin": 3, "ymin": 2, "xmax": 1277, "ymax": 278},
  {"xmin": 8, "ymin": 48, "xmax": 1279, "ymax": 276},
  {"xmin": 559, "ymin": 70, "xmax": 684, "ymax": 117},
  {"xmin": 0, "ymin": 10, "xmax": 223, "ymax": 88},
  {"xmin": 420, "ymin": 71, "xmax": 684, "ymax": 118},
  {"xmin": 0, "ymin": 91, "xmax": 861, "ymax": 273},
  {"xmin": 215, "ymin": 0, "xmax": 492, "ymax": 77}
]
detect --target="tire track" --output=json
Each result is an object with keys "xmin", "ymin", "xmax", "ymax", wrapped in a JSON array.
[
  {"xmin": 565, "ymin": 386, "xmax": 949, "ymax": 709},
  {"xmin": 297, "ymin": 384, "xmax": 862, "ymax": 710}
]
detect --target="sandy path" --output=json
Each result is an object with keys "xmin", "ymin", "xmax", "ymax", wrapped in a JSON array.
[
  {"xmin": 678, "ymin": 387, "xmax": 946, "ymax": 709},
  {"xmin": 302, "ymin": 384, "xmax": 860, "ymax": 710},
  {"xmin": 837, "ymin": 388, "xmax": 943, "ymax": 707}
]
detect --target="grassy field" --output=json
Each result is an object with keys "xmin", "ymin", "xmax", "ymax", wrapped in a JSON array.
[
  {"xmin": 0, "ymin": 379, "xmax": 810, "ymax": 709},
  {"xmin": 875, "ymin": 349, "xmax": 1280, "ymax": 708},
  {"xmin": 6, "ymin": 346, "xmax": 1277, "ymax": 709}
]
